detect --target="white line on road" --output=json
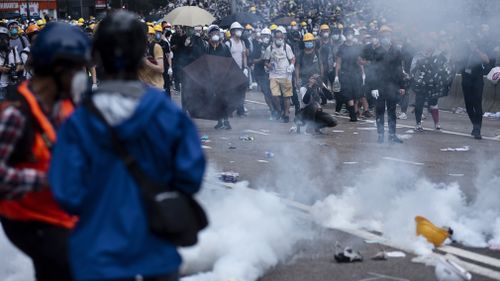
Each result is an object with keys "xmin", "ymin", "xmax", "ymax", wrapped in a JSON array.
[{"xmin": 382, "ymin": 157, "xmax": 425, "ymax": 166}]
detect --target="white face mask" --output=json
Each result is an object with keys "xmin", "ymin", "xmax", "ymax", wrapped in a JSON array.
[
  {"xmin": 235, "ymin": 30, "xmax": 242, "ymax": 37},
  {"xmin": 292, "ymin": 26, "xmax": 298, "ymax": 30},
  {"xmin": 346, "ymin": 34, "xmax": 354, "ymax": 41},
  {"xmin": 322, "ymin": 32, "xmax": 330, "ymax": 38},
  {"xmin": 332, "ymin": 34, "xmax": 340, "ymax": 40},
  {"xmin": 262, "ymin": 37, "xmax": 270, "ymax": 44},
  {"xmin": 275, "ymin": 39, "xmax": 284, "ymax": 46},
  {"xmin": 71, "ymin": 71, "xmax": 88, "ymax": 104},
  {"xmin": 211, "ymin": 35, "xmax": 220, "ymax": 42},
  {"xmin": 194, "ymin": 32, "xmax": 201, "ymax": 37}
]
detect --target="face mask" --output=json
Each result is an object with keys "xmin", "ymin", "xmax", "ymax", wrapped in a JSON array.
[
  {"xmin": 155, "ymin": 33, "xmax": 161, "ymax": 41},
  {"xmin": 194, "ymin": 32, "xmax": 201, "ymax": 37},
  {"xmin": 235, "ymin": 30, "xmax": 242, "ymax": 37},
  {"xmin": 322, "ymin": 32, "xmax": 329, "ymax": 38},
  {"xmin": 9, "ymin": 28, "xmax": 18, "ymax": 36},
  {"xmin": 312, "ymin": 31, "xmax": 318, "ymax": 36},
  {"xmin": 211, "ymin": 35, "xmax": 220, "ymax": 42},
  {"xmin": 275, "ymin": 39, "xmax": 284, "ymax": 46},
  {"xmin": 292, "ymin": 26, "xmax": 298, "ymax": 30},
  {"xmin": 305, "ymin": 42, "xmax": 314, "ymax": 49},
  {"xmin": 71, "ymin": 71, "xmax": 88, "ymax": 104},
  {"xmin": 346, "ymin": 34, "xmax": 354, "ymax": 41},
  {"xmin": 262, "ymin": 37, "xmax": 270, "ymax": 44},
  {"xmin": 332, "ymin": 34, "xmax": 340, "ymax": 40}
]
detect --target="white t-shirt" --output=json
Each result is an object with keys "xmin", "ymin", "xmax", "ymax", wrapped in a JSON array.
[
  {"xmin": 226, "ymin": 38, "xmax": 245, "ymax": 69},
  {"xmin": 0, "ymin": 49, "xmax": 19, "ymax": 88},
  {"xmin": 20, "ymin": 47, "xmax": 31, "ymax": 80},
  {"xmin": 265, "ymin": 43, "xmax": 294, "ymax": 80}
]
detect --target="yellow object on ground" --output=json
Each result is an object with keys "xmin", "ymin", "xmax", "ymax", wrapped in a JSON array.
[{"xmin": 415, "ymin": 216, "xmax": 450, "ymax": 247}]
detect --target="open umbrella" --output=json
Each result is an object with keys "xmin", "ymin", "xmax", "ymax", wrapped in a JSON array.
[
  {"xmin": 182, "ymin": 55, "xmax": 247, "ymax": 120},
  {"xmin": 273, "ymin": 16, "xmax": 296, "ymax": 25},
  {"xmin": 164, "ymin": 6, "xmax": 215, "ymax": 27},
  {"xmin": 214, "ymin": 12, "xmax": 264, "ymax": 28}
]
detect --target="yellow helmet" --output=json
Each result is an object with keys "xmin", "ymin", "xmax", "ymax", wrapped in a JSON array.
[
  {"xmin": 154, "ymin": 24, "xmax": 163, "ymax": 32},
  {"xmin": 89, "ymin": 23, "xmax": 96, "ymax": 31},
  {"xmin": 148, "ymin": 26, "xmax": 155, "ymax": 35},
  {"xmin": 36, "ymin": 19, "xmax": 45, "ymax": 27},
  {"xmin": 415, "ymin": 216, "xmax": 450, "ymax": 247},
  {"xmin": 225, "ymin": 30, "xmax": 231, "ymax": 39},
  {"xmin": 269, "ymin": 24, "xmax": 278, "ymax": 31},
  {"xmin": 78, "ymin": 18, "xmax": 85, "ymax": 23},
  {"xmin": 320, "ymin": 24, "xmax": 330, "ymax": 31},
  {"xmin": 379, "ymin": 25, "xmax": 393, "ymax": 33},
  {"xmin": 290, "ymin": 21, "xmax": 297, "ymax": 26},
  {"xmin": 303, "ymin": 33, "xmax": 315, "ymax": 42},
  {"xmin": 301, "ymin": 21, "xmax": 307, "ymax": 27},
  {"xmin": 245, "ymin": 24, "xmax": 253, "ymax": 30},
  {"xmin": 250, "ymin": 6, "xmax": 256, "ymax": 12}
]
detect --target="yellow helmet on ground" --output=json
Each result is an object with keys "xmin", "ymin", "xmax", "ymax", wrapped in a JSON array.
[
  {"xmin": 415, "ymin": 216, "xmax": 450, "ymax": 247},
  {"xmin": 154, "ymin": 24, "xmax": 163, "ymax": 32},
  {"xmin": 269, "ymin": 24, "xmax": 278, "ymax": 31},
  {"xmin": 303, "ymin": 33, "xmax": 315, "ymax": 42},
  {"xmin": 320, "ymin": 24, "xmax": 330, "ymax": 31},
  {"xmin": 290, "ymin": 21, "xmax": 297, "ymax": 26}
]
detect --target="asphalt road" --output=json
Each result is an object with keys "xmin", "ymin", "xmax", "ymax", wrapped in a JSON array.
[{"xmin": 179, "ymin": 89, "xmax": 500, "ymax": 281}]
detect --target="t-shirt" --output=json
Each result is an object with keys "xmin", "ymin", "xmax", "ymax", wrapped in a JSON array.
[
  {"xmin": 298, "ymin": 50, "xmax": 321, "ymax": 81},
  {"xmin": 138, "ymin": 43, "xmax": 164, "ymax": 89},
  {"xmin": 226, "ymin": 38, "xmax": 246, "ymax": 69},
  {"xmin": 0, "ymin": 49, "xmax": 19, "ymax": 88},
  {"xmin": 264, "ymin": 43, "xmax": 294, "ymax": 80},
  {"xmin": 9, "ymin": 36, "xmax": 29, "ymax": 55},
  {"xmin": 337, "ymin": 43, "xmax": 362, "ymax": 77}
]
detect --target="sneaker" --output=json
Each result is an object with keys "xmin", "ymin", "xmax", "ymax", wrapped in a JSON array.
[
  {"xmin": 435, "ymin": 124, "xmax": 441, "ymax": 131},
  {"xmin": 398, "ymin": 112, "xmax": 408, "ymax": 120},
  {"xmin": 214, "ymin": 121, "xmax": 224, "ymax": 130},
  {"xmin": 474, "ymin": 134, "xmax": 482, "ymax": 140},
  {"xmin": 415, "ymin": 123, "xmax": 424, "ymax": 132},
  {"xmin": 223, "ymin": 120, "xmax": 232, "ymax": 130},
  {"xmin": 282, "ymin": 116, "xmax": 290, "ymax": 123},
  {"xmin": 389, "ymin": 134, "xmax": 404, "ymax": 144},
  {"xmin": 377, "ymin": 134, "xmax": 384, "ymax": 144},
  {"xmin": 421, "ymin": 113, "xmax": 427, "ymax": 120},
  {"xmin": 362, "ymin": 111, "xmax": 373, "ymax": 118}
]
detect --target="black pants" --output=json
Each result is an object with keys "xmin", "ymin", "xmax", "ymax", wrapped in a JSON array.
[
  {"xmin": 462, "ymin": 80, "xmax": 483, "ymax": 129},
  {"xmin": 291, "ymin": 75, "xmax": 300, "ymax": 111},
  {"xmin": 375, "ymin": 93, "xmax": 398, "ymax": 135},
  {"xmin": 415, "ymin": 94, "xmax": 438, "ymax": 124},
  {"xmin": 163, "ymin": 72, "xmax": 171, "ymax": 98},
  {"xmin": 0, "ymin": 217, "xmax": 73, "ymax": 281}
]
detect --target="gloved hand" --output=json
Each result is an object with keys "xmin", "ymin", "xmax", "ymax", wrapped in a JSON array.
[
  {"xmin": 362, "ymin": 73, "xmax": 366, "ymax": 85},
  {"xmin": 334, "ymin": 76, "xmax": 339, "ymax": 83},
  {"xmin": 184, "ymin": 37, "xmax": 191, "ymax": 47},
  {"xmin": 168, "ymin": 68, "xmax": 173, "ymax": 76},
  {"xmin": 287, "ymin": 64, "xmax": 295, "ymax": 73},
  {"xmin": 92, "ymin": 84, "xmax": 98, "ymax": 91},
  {"xmin": 243, "ymin": 68, "xmax": 249, "ymax": 77},
  {"xmin": 371, "ymin": 89, "xmax": 379, "ymax": 99}
]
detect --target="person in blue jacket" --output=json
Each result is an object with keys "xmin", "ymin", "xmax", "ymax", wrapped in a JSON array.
[{"xmin": 49, "ymin": 11, "xmax": 206, "ymax": 281}]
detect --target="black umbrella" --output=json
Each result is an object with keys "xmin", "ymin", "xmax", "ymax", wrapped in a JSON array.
[
  {"xmin": 182, "ymin": 55, "xmax": 247, "ymax": 120},
  {"xmin": 214, "ymin": 12, "xmax": 264, "ymax": 28}
]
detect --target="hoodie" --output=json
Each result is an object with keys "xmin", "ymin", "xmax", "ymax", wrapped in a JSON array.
[{"xmin": 49, "ymin": 82, "xmax": 205, "ymax": 281}]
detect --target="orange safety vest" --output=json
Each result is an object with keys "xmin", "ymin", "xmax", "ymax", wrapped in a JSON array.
[{"xmin": 0, "ymin": 81, "xmax": 77, "ymax": 229}]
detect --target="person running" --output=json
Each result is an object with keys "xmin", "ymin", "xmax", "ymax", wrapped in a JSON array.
[
  {"xmin": 49, "ymin": 11, "xmax": 206, "ymax": 281},
  {"xmin": 264, "ymin": 27, "xmax": 295, "ymax": 123},
  {"xmin": 0, "ymin": 22, "xmax": 91, "ymax": 281},
  {"xmin": 335, "ymin": 27, "xmax": 363, "ymax": 122}
]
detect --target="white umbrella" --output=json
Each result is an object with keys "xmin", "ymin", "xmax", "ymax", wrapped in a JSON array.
[{"xmin": 164, "ymin": 6, "xmax": 215, "ymax": 27}]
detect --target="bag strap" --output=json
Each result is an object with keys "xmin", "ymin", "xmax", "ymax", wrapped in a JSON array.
[{"xmin": 83, "ymin": 97, "xmax": 163, "ymax": 198}]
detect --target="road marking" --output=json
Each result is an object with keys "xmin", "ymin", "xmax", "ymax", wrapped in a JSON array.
[
  {"xmin": 439, "ymin": 246, "xmax": 500, "ymax": 269},
  {"xmin": 359, "ymin": 272, "xmax": 410, "ymax": 281},
  {"xmin": 245, "ymin": 99, "xmax": 500, "ymax": 142},
  {"xmin": 243, "ymin": 129, "xmax": 270, "ymax": 136},
  {"xmin": 382, "ymin": 157, "xmax": 425, "ymax": 166}
]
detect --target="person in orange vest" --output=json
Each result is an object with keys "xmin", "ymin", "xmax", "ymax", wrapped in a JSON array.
[{"xmin": 0, "ymin": 22, "xmax": 91, "ymax": 281}]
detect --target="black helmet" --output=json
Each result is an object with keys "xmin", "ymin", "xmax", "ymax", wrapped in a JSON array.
[
  {"xmin": 93, "ymin": 11, "xmax": 147, "ymax": 77},
  {"xmin": 31, "ymin": 22, "xmax": 91, "ymax": 75}
]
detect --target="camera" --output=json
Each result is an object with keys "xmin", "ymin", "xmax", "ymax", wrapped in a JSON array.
[{"xmin": 8, "ymin": 65, "xmax": 19, "ymax": 84}]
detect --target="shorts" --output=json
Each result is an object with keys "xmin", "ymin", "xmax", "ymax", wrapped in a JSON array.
[{"xmin": 270, "ymin": 78, "xmax": 293, "ymax": 98}]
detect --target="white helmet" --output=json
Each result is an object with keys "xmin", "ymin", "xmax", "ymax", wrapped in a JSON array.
[
  {"xmin": 0, "ymin": 27, "xmax": 8, "ymax": 35},
  {"xmin": 277, "ymin": 26, "xmax": 287, "ymax": 34},
  {"xmin": 207, "ymin": 24, "xmax": 220, "ymax": 34},
  {"xmin": 261, "ymin": 28, "xmax": 272, "ymax": 36},
  {"xmin": 230, "ymin": 22, "xmax": 244, "ymax": 30}
]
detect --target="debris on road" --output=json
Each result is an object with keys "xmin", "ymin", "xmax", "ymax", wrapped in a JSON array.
[
  {"xmin": 202, "ymin": 145, "xmax": 212, "ymax": 150},
  {"xmin": 353, "ymin": 132, "xmax": 359, "ymax": 135},
  {"xmin": 265, "ymin": 151, "xmax": 275, "ymax": 158},
  {"xmin": 343, "ymin": 162, "xmax": 358, "ymax": 165},
  {"xmin": 452, "ymin": 107, "xmax": 467, "ymax": 114},
  {"xmin": 397, "ymin": 134, "xmax": 413, "ymax": 140},
  {"xmin": 435, "ymin": 256, "xmax": 472, "ymax": 281},
  {"xmin": 415, "ymin": 216, "xmax": 452, "ymax": 247},
  {"xmin": 386, "ymin": 251, "xmax": 406, "ymax": 258},
  {"xmin": 289, "ymin": 126, "xmax": 298, "ymax": 134},
  {"xmin": 440, "ymin": 146, "xmax": 470, "ymax": 152},
  {"xmin": 334, "ymin": 242, "xmax": 363, "ymax": 263},
  {"xmin": 483, "ymin": 112, "xmax": 500, "ymax": 119},
  {"xmin": 357, "ymin": 127, "xmax": 377, "ymax": 131},
  {"xmin": 372, "ymin": 251, "xmax": 388, "ymax": 261},
  {"xmin": 219, "ymin": 172, "xmax": 240, "ymax": 183},
  {"xmin": 243, "ymin": 129, "xmax": 269, "ymax": 136},
  {"xmin": 201, "ymin": 135, "xmax": 210, "ymax": 143},
  {"xmin": 239, "ymin": 135, "xmax": 255, "ymax": 141},
  {"xmin": 372, "ymin": 250, "xmax": 406, "ymax": 261},
  {"xmin": 257, "ymin": 160, "xmax": 269, "ymax": 163},
  {"xmin": 448, "ymin": 173, "xmax": 465, "ymax": 177},
  {"xmin": 405, "ymin": 129, "xmax": 415, "ymax": 134},
  {"xmin": 332, "ymin": 130, "xmax": 345, "ymax": 133}
]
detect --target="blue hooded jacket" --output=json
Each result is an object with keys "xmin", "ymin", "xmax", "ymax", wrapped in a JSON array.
[{"xmin": 49, "ymin": 85, "xmax": 205, "ymax": 281}]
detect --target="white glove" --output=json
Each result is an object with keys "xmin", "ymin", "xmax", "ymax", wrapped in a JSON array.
[
  {"xmin": 184, "ymin": 37, "xmax": 191, "ymax": 47},
  {"xmin": 243, "ymin": 68, "xmax": 249, "ymax": 77},
  {"xmin": 287, "ymin": 64, "xmax": 295, "ymax": 73},
  {"xmin": 371, "ymin": 89, "xmax": 379, "ymax": 99},
  {"xmin": 362, "ymin": 73, "xmax": 366, "ymax": 85},
  {"xmin": 92, "ymin": 83, "xmax": 98, "ymax": 91},
  {"xmin": 168, "ymin": 68, "xmax": 173, "ymax": 76},
  {"xmin": 334, "ymin": 76, "xmax": 339, "ymax": 83}
]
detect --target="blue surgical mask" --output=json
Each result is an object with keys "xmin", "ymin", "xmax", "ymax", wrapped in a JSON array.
[
  {"xmin": 10, "ymin": 28, "xmax": 18, "ymax": 36},
  {"xmin": 305, "ymin": 42, "xmax": 314, "ymax": 49}
]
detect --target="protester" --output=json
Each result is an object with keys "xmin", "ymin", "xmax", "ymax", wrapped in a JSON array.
[
  {"xmin": 49, "ymin": 11, "xmax": 206, "ymax": 281},
  {"xmin": 296, "ymin": 33, "xmax": 322, "ymax": 105},
  {"xmin": 0, "ymin": 26, "xmax": 22, "ymax": 100},
  {"xmin": 8, "ymin": 20, "xmax": 30, "ymax": 54},
  {"xmin": 253, "ymin": 27, "xmax": 278, "ymax": 119},
  {"xmin": 226, "ymin": 22, "xmax": 248, "ymax": 116},
  {"xmin": 0, "ymin": 22, "xmax": 91, "ymax": 281},
  {"xmin": 139, "ymin": 25, "xmax": 165, "ymax": 91}
]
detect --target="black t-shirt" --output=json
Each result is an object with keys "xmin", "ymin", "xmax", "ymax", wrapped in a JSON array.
[
  {"xmin": 337, "ymin": 43, "xmax": 362, "ymax": 76},
  {"xmin": 298, "ymin": 50, "xmax": 321, "ymax": 80},
  {"xmin": 318, "ymin": 39, "xmax": 333, "ymax": 71},
  {"xmin": 205, "ymin": 43, "xmax": 231, "ymax": 58}
]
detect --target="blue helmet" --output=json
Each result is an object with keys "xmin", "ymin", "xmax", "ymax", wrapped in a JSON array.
[{"xmin": 31, "ymin": 22, "xmax": 91, "ymax": 75}]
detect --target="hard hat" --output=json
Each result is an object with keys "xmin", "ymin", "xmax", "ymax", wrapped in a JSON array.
[
  {"xmin": 435, "ymin": 256, "xmax": 472, "ymax": 281},
  {"xmin": 415, "ymin": 216, "xmax": 450, "ymax": 247},
  {"xmin": 301, "ymin": 21, "xmax": 307, "ymax": 27},
  {"xmin": 147, "ymin": 26, "xmax": 155, "ymax": 35},
  {"xmin": 320, "ymin": 24, "xmax": 330, "ymax": 31},
  {"xmin": 269, "ymin": 24, "xmax": 278, "ymax": 31},
  {"xmin": 290, "ymin": 21, "xmax": 297, "ymax": 26},
  {"xmin": 36, "ymin": 19, "xmax": 45, "ymax": 27},
  {"xmin": 337, "ymin": 23, "xmax": 344, "ymax": 29},
  {"xmin": 225, "ymin": 30, "xmax": 231, "ymax": 39},
  {"xmin": 146, "ymin": 22, "xmax": 154, "ymax": 26},
  {"xmin": 154, "ymin": 24, "xmax": 163, "ymax": 32},
  {"xmin": 89, "ymin": 23, "xmax": 96, "ymax": 31},
  {"xmin": 31, "ymin": 22, "xmax": 91, "ymax": 75},
  {"xmin": 250, "ymin": 6, "xmax": 256, "ymax": 12},
  {"xmin": 261, "ymin": 28, "xmax": 272, "ymax": 36},
  {"xmin": 8, "ymin": 20, "xmax": 19, "ymax": 27},
  {"xmin": 276, "ymin": 26, "xmax": 286, "ymax": 34},
  {"xmin": 0, "ymin": 26, "xmax": 8, "ymax": 35},
  {"xmin": 245, "ymin": 24, "xmax": 253, "ymax": 30},
  {"xmin": 230, "ymin": 22, "xmax": 243, "ymax": 30},
  {"xmin": 207, "ymin": 24, "xmax": 220, "ymax": 34},
  {"xmin": 78, "ymin": 18, "xmax": 85, "ymax": 23},
  {"xmin": 379, "ymin": 25, "xmax": 393, "ymax": 33},
  {"xmin": 303, "ymin": 33, "xmax": 315, "ymax": 42},
  {"xmin": 93, "ymin": 11, "xmax": 147, "ymax": 75}
]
